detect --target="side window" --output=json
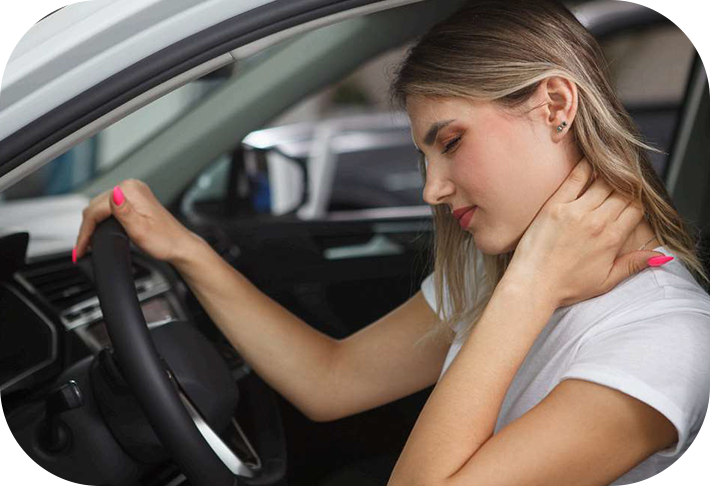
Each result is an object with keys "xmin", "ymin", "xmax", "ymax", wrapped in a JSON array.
[
  {"xmin": 327, "ymin": 124, "xmax": 422, "ymax": 211},
  {"xmin": 186, "ymin": 46, "xmax": 424, "ymax": 220},
  {"xmin": 182, "ymin": 146, "xmax": 305, "ymax": 218},
  {"xmin": 599, "ymin": 23, "xmax": 696, "ymax": 177}
]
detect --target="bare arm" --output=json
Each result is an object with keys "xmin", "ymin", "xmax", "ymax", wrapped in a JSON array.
[
  {"xmin": 174, "ymin": 235, "xmax": 451, "ymax": 422},
  {"xmin": 75, "ymin": 180, "xmax": 450, "ymax": 423}
]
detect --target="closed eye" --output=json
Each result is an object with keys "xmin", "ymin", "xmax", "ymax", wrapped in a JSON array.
[{"xmin": 442, "ymin": 135, "xmax": 462, "ymax": 154}]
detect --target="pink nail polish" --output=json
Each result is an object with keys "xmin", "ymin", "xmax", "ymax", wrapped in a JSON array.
[
  {"xmin": 72, "ymin": 247, "xmax": 77, "ymax": 265},
  {"xmin": 648, "ymin": 256, "xmax": 673, "ymax": 267},
  {"xmin": 113, "ymin": 186, "xmax": 125, "ymax": 206}
]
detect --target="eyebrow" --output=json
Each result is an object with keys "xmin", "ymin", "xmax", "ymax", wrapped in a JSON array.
[{"xmin": 424, "ymin": 119, "xmax": 456, "ymax": 146}]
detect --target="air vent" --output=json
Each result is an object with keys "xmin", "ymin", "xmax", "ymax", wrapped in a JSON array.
[
  {"xmin": 17, "ymin": 256, "xmax": 153, "ymax": 314},
  {"xmin": 19, "ymin": 259, "xmax": 94, "ymax": 311}
]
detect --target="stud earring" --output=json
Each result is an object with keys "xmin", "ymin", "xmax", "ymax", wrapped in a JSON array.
[{"xmin": 556, "ymin": 121, "xmax": 568, "ymax": 132}]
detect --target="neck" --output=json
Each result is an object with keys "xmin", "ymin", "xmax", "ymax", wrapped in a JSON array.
[{"xmin": 619, "ymin": 219, "xmax": 659, "ymax": 255}]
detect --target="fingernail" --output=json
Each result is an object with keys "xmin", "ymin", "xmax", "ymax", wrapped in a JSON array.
[
  {"xmin": 72, "ymin": 247, "xmax": 77, "ymax": 265},
  {"xmin": 113, "ymin": 186, "xmax": 125, "ymax": 206},
  {"xmin": 648, "ymin": 256, "xmax": 673, "ymax": 267}
]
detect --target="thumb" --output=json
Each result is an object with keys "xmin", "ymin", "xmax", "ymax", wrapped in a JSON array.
[
  {"xmin": 110, "ymin": 185, "xmax": 134, "ymax": 225},
  {"xmin": 608, "ymin": 250, "xmax": 672, "ymax": 287}
]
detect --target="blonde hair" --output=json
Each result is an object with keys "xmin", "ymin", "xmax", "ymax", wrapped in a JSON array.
[{"xmin": 390, "ymin": 0, "xmax": 709, "ymax": 344}]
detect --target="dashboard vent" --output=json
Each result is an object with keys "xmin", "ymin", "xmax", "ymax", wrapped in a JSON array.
[{"xmin": 17, "ymin": 256, "xmax": 151, "ymax": 313}]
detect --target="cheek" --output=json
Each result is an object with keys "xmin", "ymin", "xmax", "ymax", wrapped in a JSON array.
[
  {"xmin": 466, "ymin": 130, "xmax": 563, "ymax": 235},
  {"xmin": 487, "ymin": 125, "xmax": 561, "ymax": 212},
  {"xmin": 454, "ymin": 134, "xmax": 533, "ymax": 211}
]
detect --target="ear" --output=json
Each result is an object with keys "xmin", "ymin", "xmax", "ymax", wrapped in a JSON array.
[{"xmin": 538, "ymin": 76, "xmax": 578, "ymax": 142}]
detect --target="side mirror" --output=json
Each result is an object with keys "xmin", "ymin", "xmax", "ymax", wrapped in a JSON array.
[{"xmin": 182, "ymin": 143, "xmax": 308, "ymax": 218}]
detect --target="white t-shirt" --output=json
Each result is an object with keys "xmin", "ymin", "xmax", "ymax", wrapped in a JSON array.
[{"xmin": 421, "ymin": 246, "xmax": 710, "ymax": 485}]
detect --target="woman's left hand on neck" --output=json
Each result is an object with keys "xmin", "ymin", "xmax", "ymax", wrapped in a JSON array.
[{"xmin": 502, "ymin": 158, "xmax": 668, "ymax": 309}]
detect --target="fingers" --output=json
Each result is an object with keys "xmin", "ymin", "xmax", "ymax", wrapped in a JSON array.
[
  {"xmin": 557, "ymin": 159, "xmax": 630, "ymax": 219},
  {"xmin": 611, "ymin": 200, "xmax": 645, "ymax": 240},
  {"xmin": 110, "ymin": 185, "xmax": 135, "ymax": 222},
  {"xmin": 75, "ymin": 184, "xmax": 137, "ymax": 260},
  {"xmin": 551, "ymin": 158, "xmax": 593, "ymax": 204},
  {"xmin": 75, "ymin": 180, "xmax": 162, "ymax": 263},
  {"xmin": 563, "ymin": 160, "xmax": 620, "ymax": 212},
  {"xmin": 574, "ymin": 175, "xmax": 614, "ymax": 211},
  {"xmin": 75, "ymin": 189, "xmax": 113, "ymax": 259},
  {"xmin": 594, "ymin": 190, "xmax": 629, "ymax": 221},
  {"xmin": 605, "ymin": 247, "xmax": 664, "ymax": 294}
]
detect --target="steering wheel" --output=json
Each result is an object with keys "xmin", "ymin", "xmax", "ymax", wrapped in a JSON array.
[{"xmin": 91, "ymin": 217, "xmax": 286, "ymax": 486}]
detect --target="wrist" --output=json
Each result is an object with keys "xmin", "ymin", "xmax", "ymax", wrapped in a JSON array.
[
  {"xmin": 497, "ymin": 269, "xmax": 560, "ymax": 314},
  {"xmin": 169, "ymin": 231, "xmax": 210, "ymax": 269}
]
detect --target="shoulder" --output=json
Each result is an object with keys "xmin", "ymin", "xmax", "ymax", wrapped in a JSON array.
[
  {"xmin": 556, "ymin": 251, "xmax": 710, "ymax": 459},
  {"xmin": 560, "ymin": 247, "xmax": 710, "ymax": 402},
  {"xmin": 569, "ymin": 246, "xmax": 710, "ymax": 331}
]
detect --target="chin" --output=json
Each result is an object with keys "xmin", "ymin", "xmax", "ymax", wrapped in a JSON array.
[{"xmin": 472, "ymin": 232, "xmax": 516, "ymax": 256}]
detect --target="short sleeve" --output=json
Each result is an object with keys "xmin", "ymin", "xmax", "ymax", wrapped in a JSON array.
[
  {"xmin": 421, "ymin": 272, "xmax": 434, "ymax": 306},
  {"xmin": 421, "ymin": 251, "xmax": 486, "ymax": 321},
  {"xmin": 421, "ymin": 272, "xmax": 450, "ymax": 320},
  {"xmin": 558, "ymin": 310, "xmax": 710, "ymax": 457}
]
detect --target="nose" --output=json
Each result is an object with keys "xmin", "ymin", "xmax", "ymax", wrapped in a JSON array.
[{"xmin": 422, "ymin": 166, "xmax": 455, "ymax": 207}]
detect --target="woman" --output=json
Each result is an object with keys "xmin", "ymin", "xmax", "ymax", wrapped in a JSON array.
[{"xmin": 74, "ymin": 0, "xmax": 710, "ymax": 484}]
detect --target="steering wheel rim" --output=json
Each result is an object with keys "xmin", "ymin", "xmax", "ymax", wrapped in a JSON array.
[{"xmin": 91, "ymin": 217, "xmax": 279, "ymax": 486}]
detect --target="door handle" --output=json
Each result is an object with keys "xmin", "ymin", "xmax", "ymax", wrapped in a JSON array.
[{"xmin": 323, "ymin": 234, "xmax": 404, "ymax": 260}]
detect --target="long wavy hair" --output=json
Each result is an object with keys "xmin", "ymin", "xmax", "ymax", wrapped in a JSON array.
[{"xmin": 390, "ymin": 0, "xmax": 709, "ymax": 344}]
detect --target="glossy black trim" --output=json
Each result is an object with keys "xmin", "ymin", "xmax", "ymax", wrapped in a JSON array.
[{"xmin": 0, "ymin": 282, "xmax": 58, "ymax": 394}]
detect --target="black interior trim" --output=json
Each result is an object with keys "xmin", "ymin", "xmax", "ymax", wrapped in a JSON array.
[{"xmin": 0, "ymin": 0, "xmax": 385, "ymax": 178}]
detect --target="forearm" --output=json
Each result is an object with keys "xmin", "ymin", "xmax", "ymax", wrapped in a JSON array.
[
  {"xmin": 388, "ymin": 277, "xmax": 556, "ymax": 485},
  {"xmin": 171, "ymin": 233, "xmax": 340, "ymax": 421}
]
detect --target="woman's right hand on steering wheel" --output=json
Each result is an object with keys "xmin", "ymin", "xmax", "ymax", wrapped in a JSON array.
[{"xmin": 74, "ymin": 179, "xmax": 201, "ymax": 265}]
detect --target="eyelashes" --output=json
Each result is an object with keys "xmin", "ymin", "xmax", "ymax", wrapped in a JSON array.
[
  {"xmin": 415, "ymin": 133, "xmax": 462, "ymax": 163},
  {"xmin": 442, "ymin": 135, "xmax": 462, "ymax": 155}
]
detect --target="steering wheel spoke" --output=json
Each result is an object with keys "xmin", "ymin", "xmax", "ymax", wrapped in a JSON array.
[{"xmin": 178, "ymin": 390, "xmax": 258, "ymax": 478}]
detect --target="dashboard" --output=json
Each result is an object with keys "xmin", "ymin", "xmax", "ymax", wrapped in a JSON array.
[
  {"xmin": 0, "ymin": 228, "xmax": 257, "ymax": 486},
  {"xmin": 1, "ymin": 247, "xmax": 188, "ymax": 396}
]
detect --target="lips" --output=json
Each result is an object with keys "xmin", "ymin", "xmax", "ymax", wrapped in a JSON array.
[{"xmin": 453, "ymin": 205, "xmax": 478, "ymax": 229}]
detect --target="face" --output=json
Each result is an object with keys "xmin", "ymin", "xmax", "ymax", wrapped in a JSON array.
[{"xmin": 408, "ymin": 94, "xmax": 577, "ymax": 255}]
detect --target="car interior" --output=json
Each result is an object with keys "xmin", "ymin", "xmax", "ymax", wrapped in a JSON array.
[{"xmin": 1, "ymin": 1, "xmax": 709, "ymax": 485}]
